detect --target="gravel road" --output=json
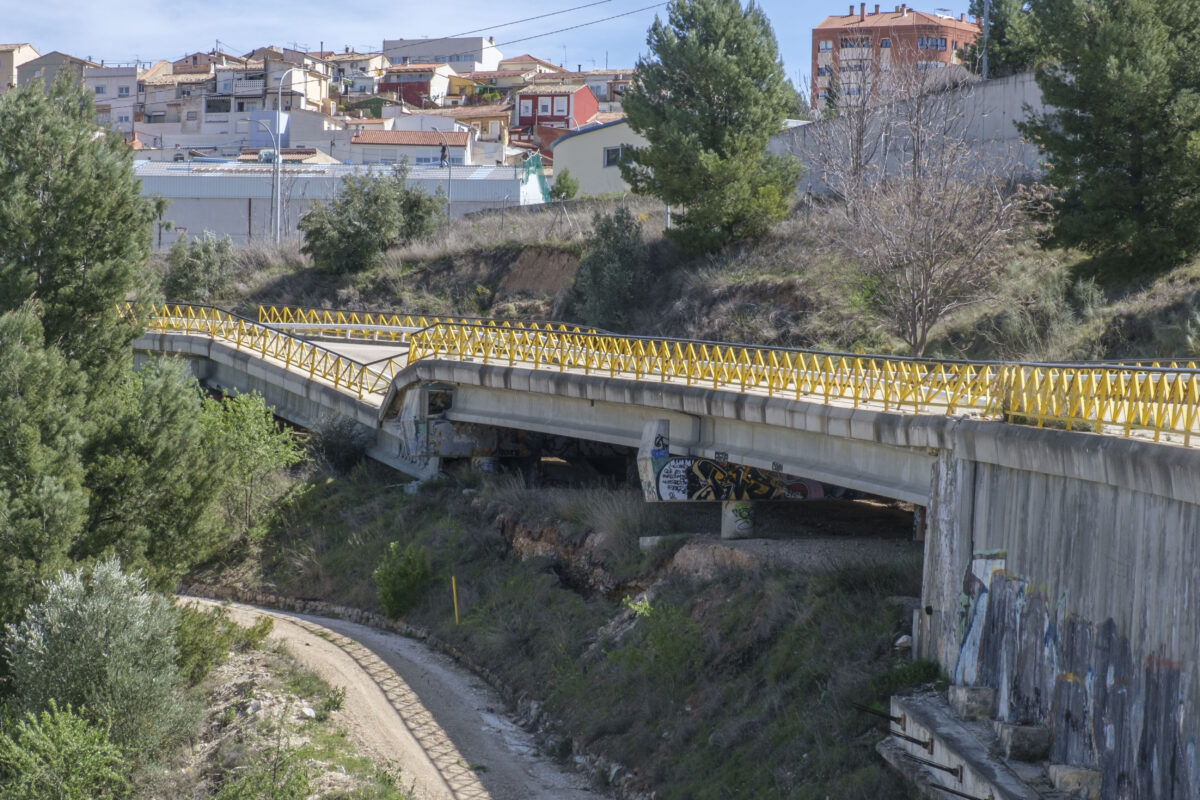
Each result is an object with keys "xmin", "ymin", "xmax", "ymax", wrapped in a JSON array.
[{"xmin": 187, "ymin": 599, "xmax": 607, "ymax": 800}]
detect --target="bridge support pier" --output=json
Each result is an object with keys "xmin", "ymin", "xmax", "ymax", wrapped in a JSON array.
[{"xmin": 720, "ymin": 500, "xmax": 756, "ymax": 539}]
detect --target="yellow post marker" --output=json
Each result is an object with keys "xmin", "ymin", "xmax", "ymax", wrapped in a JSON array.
[{"xmin": 452, "ymin": 575, "xmax": 460, "ymax": 626}]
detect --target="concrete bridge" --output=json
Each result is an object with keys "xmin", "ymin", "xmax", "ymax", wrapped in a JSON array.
[{"xmin": 135, "ymin": 303, "xmax": 1200, "ymax": 800}]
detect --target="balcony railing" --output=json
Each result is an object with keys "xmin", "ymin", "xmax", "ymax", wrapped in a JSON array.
[{"xmin": 233, "ymin": 79, "xmax": 265, "ymax": 95}]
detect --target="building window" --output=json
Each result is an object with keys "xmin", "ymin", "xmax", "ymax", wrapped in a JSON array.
[
  {"xmin": 94, "ymin": 85, "xmax": 106, "ymax": 94},
  {"xmin": 817, "ymin": 40, "xmax": 833, "ymax": 52},
  {"xmin": 118, "ymin": 86, "xmax": 130, "ymax": 96},
  {"xmin": 553, "ymin": 95, "xmax": 567, "ymax": 115},
  {"xmin": 918, "ymin": 37, "xmax": 948, "ymax": 51},
  {"xmin": 603, "ymin": 145, "xmax": 627, "ymax": 168},
  {"xmin": 520, "ymin": 98, "xmax": 532, "ymax": 117},
  {"xmin": 916, "ymin": 61, "xmax": 947, "ymax": 71},
  {"xmin": 817, "ymin": 65, "xmax": 831, "ymax": 76},
  {"xmin": 844, "ymin": 86, "xmax": 862, "ymax": 95},
  {"xmin": 880, "ymin": 38, "xmax": 891, "ymax": 48},
  {"xmin": 842, "ymin": 61, "xmax": 866, "ymax": 72},
  {"xmin": 538, "ymin": 97, "xmax": 551, "ymax": 114},
  {"xmin": 817, "ymin": 89, "xmax": 828, "ymax": 100},
  {"xmin": 117, "ymin": 114, "xmax": 130, "ymax": 123},
  {"xmin": 841, "ymin": 37, "xmax": 870, "ymax": 48},
  {"xmin": 186, "ymin": 111, "xmax": 198, "ymax": 120}
]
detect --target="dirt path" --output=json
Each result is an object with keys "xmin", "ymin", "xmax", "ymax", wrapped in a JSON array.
[{"xmin": 186, "ymin": 599, "xmax": 606, "ymax": 800}]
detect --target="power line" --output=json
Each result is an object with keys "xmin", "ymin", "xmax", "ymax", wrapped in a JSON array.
[
  {"xmin": 440, "ymin": 3, "xmax": 667, "ymax": 62},
  {"xmin": 385, "ymin": 0, "xmax": 614, "ymax": 52}
]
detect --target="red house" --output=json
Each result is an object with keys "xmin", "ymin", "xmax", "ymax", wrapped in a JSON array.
[
  {"xmin": 378, "ymin": 63, "xmax": 455, "ymax": 107},
  {"xmin": 512, "ymin": 84, "xmax": 598, "ymax": 142}
]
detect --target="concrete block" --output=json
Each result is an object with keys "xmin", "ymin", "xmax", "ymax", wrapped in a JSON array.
[
  {"xmin": 1048, "ymin": 764, "xmax": 1101, "ymax": 799},
  {"xmin": 948, "ymin": 686, "xmax": 996, "ymax": 721},
  {"xmin": 994, "ymin": 721, "xmax": 1050, "ymax": 762}
]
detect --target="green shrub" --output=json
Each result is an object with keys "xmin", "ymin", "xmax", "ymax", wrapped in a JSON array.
[
  {"xmin": 373, "ymin": 542, "xmax": 433, "ymax": 619},
  {"xmin": 162, "ymin": 232, "xmax": 236, "ymax": 302},
  {"xmin": 0, "ymin": 700, "xmax": 130, "ymax": 800},
  {"xmin": 313, "ymin": 414, "xmax": 374, "ymax": 473},
  {"xmin": 175, "ymin": 603, "xmax": 273, "ymax": 686},
  {"xmin": 549, "ymin": 168, "xmax": 579, "ymax": 201},
  {"xmin": 214, "ymin": 725, "xmax": 312, "ymax": 800},
  {"xmin": 572, "ymin": 206, "xmax": 648, "ymax": 330},
  {"xmin": 299, "ymin": 165, "xmax": 444, "ymax": 273},
  {"xmin": 3, "ymin": 558, "xmax": 190, "ymax": 758}
]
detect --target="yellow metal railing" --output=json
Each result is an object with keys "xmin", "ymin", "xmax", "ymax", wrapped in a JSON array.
[
  {"xmin": 139, "ymin": 304, "xmax": 407, "ymax": 398},
  {"xmin": 138, "ymin": 304, "xmax": 1200, "ymax": 445},
  {"xmin": 257, "ymin": 304, "xmax": 596, "ymax": 344}
]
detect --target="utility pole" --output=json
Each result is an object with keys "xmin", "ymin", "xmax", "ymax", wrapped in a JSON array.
[{"xmin": 982, "ymin": 0, "xmax": 990, "ymax": 81}]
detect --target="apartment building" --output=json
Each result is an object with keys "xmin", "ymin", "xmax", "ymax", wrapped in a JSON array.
[
  {"xmin": 811, "ymin": 3, "xmax": 980, "ymax": 109},
  {"xmin": 382, "ymin": 36, "xmax": 502, "ymax": 72},
  {"xmin": 17, "ymin": 51, "xmax": 98, "ymax": 89},
  {"xmin": 84, "ymin": 61, "xmax": 170, "ymax": 135},
  {"xmin": 0, "ymin": 44, "xmax": 39, "ymax": 92}
]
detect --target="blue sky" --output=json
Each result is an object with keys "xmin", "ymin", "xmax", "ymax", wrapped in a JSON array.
[{"xmin": 7, "ymin": 0, "xmax": 972, "ymax": 87}]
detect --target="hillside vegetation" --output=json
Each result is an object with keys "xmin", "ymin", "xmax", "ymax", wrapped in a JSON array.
[{"xmin": 167, "ymin": 196, "xmax": 1200, "ymax": 364}]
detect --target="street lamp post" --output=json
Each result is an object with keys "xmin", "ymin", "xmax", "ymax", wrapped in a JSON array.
[
  {"xmin": 253, "ymin": 119, "xmax": 278, "ymax": 242},
  {"xmin": 274, "ymin": 66, "xmax": 305, "ymax": 244}
]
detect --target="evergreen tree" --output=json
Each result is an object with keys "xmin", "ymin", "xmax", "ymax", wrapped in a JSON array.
[
  {"xmin": 298, "ymin": 164, "xmax": 444, "ymax": 273},
  {"xmin": 572, "ymin": 207, "xmax": 649, "ymax": 330},
  {"xmin": 0, "ymin": 306, "xmax": 89, "ymax": 624},
  {"xmin": 961, "ymin": 0, "xmax": 1039, "ymax": 78},
  {"xmin": 1019, "ymin": 0, "xmax": 1200, "ymax": 266},
  {"xmin": 0, "ymin": 74, "xmax": 152, "ymax": 381},
  {"xmin": 621, "ymin": 0, "xmax": 800, "ymax": 254}
]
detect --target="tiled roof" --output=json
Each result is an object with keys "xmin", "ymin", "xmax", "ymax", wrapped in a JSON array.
[
  {"xmin": 517, "ymin": 85, "xmax": 583, "ymax": 95},
  {"xmin": 423, "ymin": 104, "xmax": 512, "ymax": 119},
  {"xmin": 385, "ymin": 62, "xmax": 446, "ymax": 73},
  {"xmin": 459, "ymin": 69, "xmax": 534, "ymax": 80},
  {"xmin": 143, "ymin": 72, "xmax": 215, "ymax": 86},
  {"xmin": 351, "ymin": 130, "xmax": 471, "ymax": 146},
  {"xmin": 498, "ymin": 54, "xmax": 563, "ymax": 71},
  {"xmin": 816, "ymin": 7, "xmax": 980, "ymax": 32}
]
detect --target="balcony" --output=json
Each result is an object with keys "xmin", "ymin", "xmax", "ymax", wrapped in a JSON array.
[{"xmin": 233, "ymin": 79, "xmax": 265, "ymax": 95}]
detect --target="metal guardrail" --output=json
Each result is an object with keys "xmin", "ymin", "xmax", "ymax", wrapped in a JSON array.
[
  {"xmin": 134, "ymin": 304, "xmax": 1200, "ymax": 445},
  {"xmin": 258, "ymin": 304, "xmax": 598, "ymax": 344}
]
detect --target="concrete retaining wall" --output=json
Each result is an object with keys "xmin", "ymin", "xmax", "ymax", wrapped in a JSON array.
[{"xmin": 922, "ymin": 424, "xmax": 1200, "ymax": 800}]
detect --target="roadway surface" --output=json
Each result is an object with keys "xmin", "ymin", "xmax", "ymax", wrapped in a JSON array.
[{"xmin": 188, "ymin": 598, "xmax": 606, "ymax": 800}]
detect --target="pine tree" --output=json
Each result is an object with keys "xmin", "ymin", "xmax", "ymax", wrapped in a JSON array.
[
  {"xmin": 961, "ymin": 0, "xmax": 1039, "ymax": 78},
  {"xmin": 621, "ymin": 0, "xmax": 800, "ymax": 254},
  {"xmin": 1019, "ymin": 0, "xmax": 1200, "ymax": 267},
  {"xmin": 0, "ymin": 73, "xmax": 153, "ymax": 381}
]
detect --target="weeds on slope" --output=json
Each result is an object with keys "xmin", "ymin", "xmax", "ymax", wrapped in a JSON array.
[{"xmin": 247, "ymin": 465, "xmax": 929, "ymax": 799}]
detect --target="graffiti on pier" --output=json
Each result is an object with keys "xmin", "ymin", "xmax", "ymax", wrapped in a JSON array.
[
  {"xmin": 637, "ymin": 419, "xmax": 859, "ymax": 503},
  {"xmin": 652, "ymin": 456, "xmax": 828, "ymax": 501}
]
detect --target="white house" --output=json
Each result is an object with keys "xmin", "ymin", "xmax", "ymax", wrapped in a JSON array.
[
  {"xmin": 382, "ymin": 36, "xmax": 502, "ymax": 72},
  {"xmin": 349, "ymin": 129, "xmax": 474, "ymax": 166},
  {"xmin": 549, "ymin": 119, "xmax": 646, "ymax": 195}
]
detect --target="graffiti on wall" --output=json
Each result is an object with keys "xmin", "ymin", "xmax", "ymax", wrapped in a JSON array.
[{"xmin": 637, "ymin": 418, "xmax": 860, "ymax": 503}]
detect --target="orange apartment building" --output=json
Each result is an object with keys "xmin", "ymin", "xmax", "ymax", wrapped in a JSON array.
[{"xmin": 811, "ymin": 3, "xmax": 981, "ymax": 109}]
